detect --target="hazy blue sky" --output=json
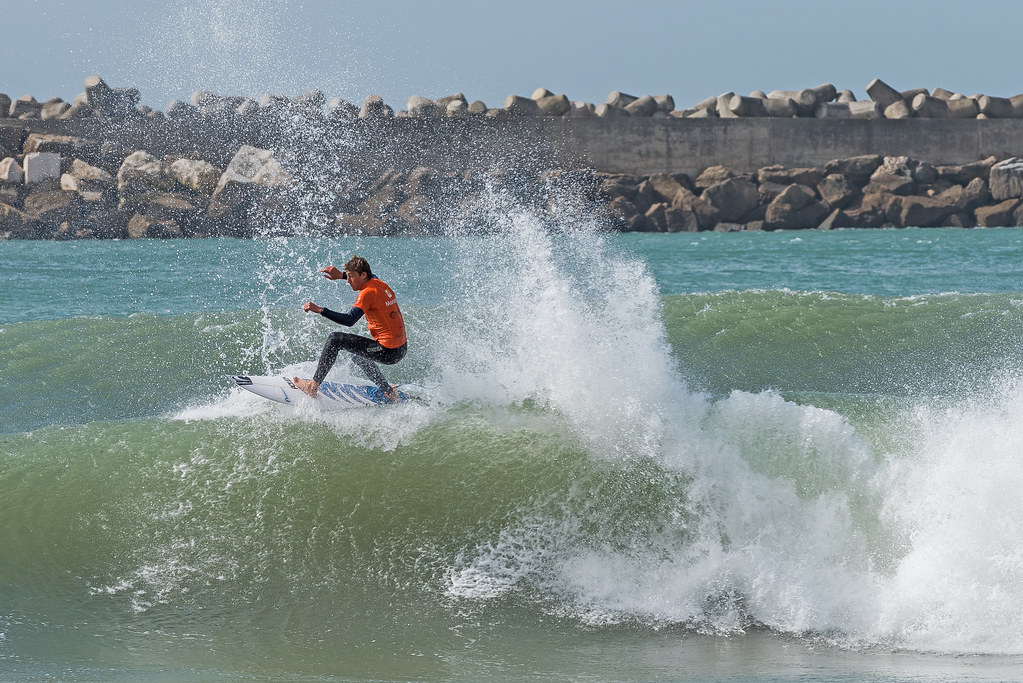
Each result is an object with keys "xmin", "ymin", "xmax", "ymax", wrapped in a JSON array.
[{"xmin": 4, "ymin": 0, "xmax": 1023, "ymax": 112}]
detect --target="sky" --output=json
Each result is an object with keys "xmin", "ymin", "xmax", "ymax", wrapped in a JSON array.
[{"xmin": 4, "ymin": 0, "xmax": 1023, "ymax": 113}]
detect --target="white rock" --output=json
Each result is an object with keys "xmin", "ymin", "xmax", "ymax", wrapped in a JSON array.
[
  {"xmin": 23, "ymin": 152, "xmax": 61, "ymax": 187},
  {"xmin": 0, "ymin": 157, "xmax": 23, "ymax": 184}
]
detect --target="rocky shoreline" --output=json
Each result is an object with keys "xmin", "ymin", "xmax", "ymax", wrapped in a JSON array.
[{"xmin": 5, "ymin": 75, "xmax": 1023, "ymax": 238}]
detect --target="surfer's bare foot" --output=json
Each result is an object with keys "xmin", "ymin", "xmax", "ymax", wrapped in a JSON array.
[
  {"xmin": 384, "ymin": 386, "xmax": 402, "ymax": 403},
  {"xmin": 293, "ymin": 377, "xmax": 320, "ymax": 397}
]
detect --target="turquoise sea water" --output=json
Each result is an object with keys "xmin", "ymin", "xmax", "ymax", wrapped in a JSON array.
[{"xmin": 5, "ymin": 222, "xmax": 1023, "ymax": 681}]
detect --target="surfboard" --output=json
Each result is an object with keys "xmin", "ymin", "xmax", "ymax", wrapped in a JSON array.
[{"xmin": 228, "ymin": 375, "xmax": 417, "ymax": 409}]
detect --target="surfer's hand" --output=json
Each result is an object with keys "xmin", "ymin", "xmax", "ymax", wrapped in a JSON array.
[
  {"xmin": 303, "ymin": 301, "xmax": 323, "ymax": 314},
  {"xmin": 321, "ymin": 266, "xmax": 345, "ymax": 280}
]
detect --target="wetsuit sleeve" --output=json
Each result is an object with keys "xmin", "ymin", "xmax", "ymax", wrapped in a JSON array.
[{"xmin": 320, "ymin": 306, "xmax": 364, "ymax": 326}]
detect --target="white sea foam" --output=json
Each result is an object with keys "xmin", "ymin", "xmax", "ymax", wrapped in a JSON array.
[{"xmin": 430, "ymin": 190, "xmax": 1023, "ymax": 654}]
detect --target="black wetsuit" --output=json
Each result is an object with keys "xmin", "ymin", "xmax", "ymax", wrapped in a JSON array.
[{"xmin": 313, "ymin": 305, "xmax": 407, "ymax": 391}]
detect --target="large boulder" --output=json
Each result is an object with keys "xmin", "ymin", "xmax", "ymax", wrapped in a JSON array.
[
  {"xmin": 865, "ymin": 78, "xmax": 903, "ymax": 109},
  {"xmin": 127, "ymin": 212, "xmax": 182, "ymax": 238},
  {"xmin": 359, "ymin": 95, "xmax": 392, "ymax": 119},
  {"xmin": 60, "ymin": 159, "xmax": 115, "ymax": 201},
  {"xmin": 606, "ymin": 91, "xmax": 638, "ymax": 108},
  {"xmin": 817, "ymin": 173, "xmax": 859, "ymax": 209},
  {"xmin": 694, "ymin": 165, "xmax": 741, "ymax": 191},
  {"xmin": 671, "ymin": 187, "xmax": 719, "ymax": 230},
  {"xmin": 701, "ymin": 177, "xmax": 759, "ymax": 221},
  {"xmin": 406, "ymin": 95, "xmax": 440, "ymax": 118},
  {"xmin": 834, "ymin": 192, "xmax": 897, "ymax": 228},
  {"xmin": 0, "ymin": 157, "xmax": 23, "ymax": 184},
  {"xmin": 764, "ymin": 184, "xmax": 828, "ymax": 229},
  {"xmin": 10, "ymin": 96, "xmax": 42, "ymax": 119},
  {"xmin": 645, "ymin": 173, "xmax": 693, "ymax": 203},
  {"xmin": 864, "ymin": 156, "xmax": 917, "ymax": 195},
  {"xmin": 757, "ymin": 165, "xmax": 823, "ymax": 187},
  {"xmin": 23, "ymin": 133, "xmax": 101, "ymax": 162},
  {"xmin": 940, "ymin": 177, "xmax": 991, "ymax": 212},
  {"xmin": 503, "ymin": 95, "xmax": 540, "ymax": 116},
  {"xmin": 169, "ymin": 158, "xmax": 221, "ymax": 195},
  {"xmin": 936, "ymin": 156, "xmax": 998, "ymax": 185},
  {"xmin": 536, "ymin": 94, "xmax": 570, "ymax": 116},
  {"xmin": 624, "ymin": 95, "xmax": 658, "ymax": 117},
  {"xmin": 117, "ymin": 150, "xmax": 175, "ymax": 203},
  {"xmin": 823, "ymin": 155, "xmax": 882, "ymax": 187},
  {"xmin": 594, "ymin": 103, "xmax": 629, "ymax": 118},
  {"xmin": 40, "ymin": 99, "xmax": 70, "ymax": 120},
  {"xmin": 0, "ymin": 202, "xmax": 40, "ymax": 238},
  {"xmin": 84, "ymin": 75, "xmax": 140, "ymax": 118},
  {"xmin": 23, "ymin": 152, "xmax": 62, "ymax": 189},
  {"xmin": 890, "ymin": 195, "xmax": 958, "ymax": 227},
  {"xmin": 975, "ymin": 199, "xmax": 1022, "ymax": 227},
  {"xmin": 208, "ymin": 145, "xmax": 294, "ymax": 218},
  {"xmin": 989, "ymin": 157, "xmax": 1023, "ymax": 200},
  {"xmin": 23, "ymin": 189, "xmax": 82, "ymax": 227}
]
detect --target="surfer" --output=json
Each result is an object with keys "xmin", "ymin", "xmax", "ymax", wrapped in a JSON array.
[{"xmin": 294, "ymin": 255, "xmax": 407, "ymax": 402}]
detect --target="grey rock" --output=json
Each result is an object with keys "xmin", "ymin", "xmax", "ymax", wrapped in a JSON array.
[
  {"xmin": 166, "ymin": 100, "xmax": 198, "ymax": 120},
  {"xmin": 989, "ymin": 157, "xmax": 1023, "ymax": 200},
  {"xmin": 978, "ymin": 95, "xmax": 1017, "ymax": 118},
  {"xmin": 624, "ymin": 95, "xmax": 657, "ymax": 117},
  {"xmin": 911, "ymin": 94, "xmax": 949, "ymax": 118},
  {"xmin": 503, "ymin": 94, "xmax": 539, "ymax": 116},
  {"xmin": 208, "ymin": 145, "xmax": 294, "ymax": 216},
  {"xmin": 811, "ymin": 83, "xmax": 838, "ymax": 103},
  {"xmin": 975, "ymin": 198, "xmax": 1021, "ymax": 227},
  {"xmin": 866, "ymin": 78, "xmax": 903, "ymax": 108},
  {"xmin": 824, "ymin": 155, "xmax": 883, "ymax": 186},
  {"xmin": 406, "ymin": 95, "xmax": 440, "ymax": 117},
  {"xmin": 653, "ymin": 94, "xmax": 675, "ymax": 113},
  {"xmin": 728, "ymin": 95, "xmax": 769, "ymax": 117},
  {"xmin": 40, "ymin": 100, "xmax": 70, "ymax": 120},
  {"xmin": 567, "ymin": 101, "xmax": 596, "ymax": 117},
  {"xmin": 117, "ymin": 151, "xmax": 175, "ymax": 200},
  {"xmin": 702, "ymin": 177, "xmax": 759, "ymax": 222},
  {"xmin": 327, "ymin": 97, "xmax": 360, "ymax": 121},
  {"xmin": 595, "ymin": 103, "xmax": 629, "ymax": 118},
  {"xmin": 170, "ymin": 158, "xmax": 221, "ymax": 194},
  {"xmin": 716, "ymin": 92, "xmax": 738, "ymax": 118},
  {"xmin": 817, "ymin": 173, "xmax": 859, "ymax": 209},
  {"xmin": 764, "ymin": 183, "xmax": 828, "ymax": 229},
  {"xmin": 10, "ymin": 96, "xmax": 42, "ymax": 118},
  {"xmin": 767, "ymin": 89, "xmax": 818, "ymax": 116},
  {"xmin": 606, "ymin": 91, "xmax": 638, "ymax": 108},
  {"xmin": 884, "ymin": 100, "xmax": 913, "ymax": 119},
  {"xmin": 359, "ymin": 95, "xmax": 392, "ymax": 119},
  {"xmin": 757, "ymin": 165, "xmax": 823, "ymax": 187},
  {"xmin": 23, "ymin": 152, "xmax": 62, "ymax": 188},
  {"xmin": 0, "ymin": 157, "xmax": 23, "ymax": 184},
  {"xmin": 536, "ymin": 93, "xmax": 570, "ymax": 116},
  {"xmin": 891, "ymin": 194, "xmax": 957, "ymax": 227},
  {"xmin": 61, "ymin": 158, "xmax": 114, "ymax": 197}
]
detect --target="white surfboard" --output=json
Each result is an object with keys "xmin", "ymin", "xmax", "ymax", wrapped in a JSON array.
[{"xmin": 228, "ymin": 375, "xmax": 418, "ymax": 409}]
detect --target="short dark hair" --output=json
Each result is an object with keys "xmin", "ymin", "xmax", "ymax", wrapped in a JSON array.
[{"xmin": 344, "ymin": 255, "xmax": 372, "ymax": 278}]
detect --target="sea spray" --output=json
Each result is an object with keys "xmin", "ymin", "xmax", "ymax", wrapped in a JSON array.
[{"xmin": 872, "ymin": 379, "xmax": 1023, "ymax": 653}]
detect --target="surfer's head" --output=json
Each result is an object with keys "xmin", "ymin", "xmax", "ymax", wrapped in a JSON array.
[{"xmin": 344, "ymin": 255, "xmax": 373, "ymax": 279}]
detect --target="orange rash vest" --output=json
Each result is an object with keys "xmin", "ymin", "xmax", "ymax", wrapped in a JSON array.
[{"xmin": 354, "ymin": 277, "xmax": 407, "ymax": 349}]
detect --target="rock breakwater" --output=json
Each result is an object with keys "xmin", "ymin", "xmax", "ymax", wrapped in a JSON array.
[{"xmin": 4, "ymin": 75, "xmax": 1023, "ymax": 238}]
